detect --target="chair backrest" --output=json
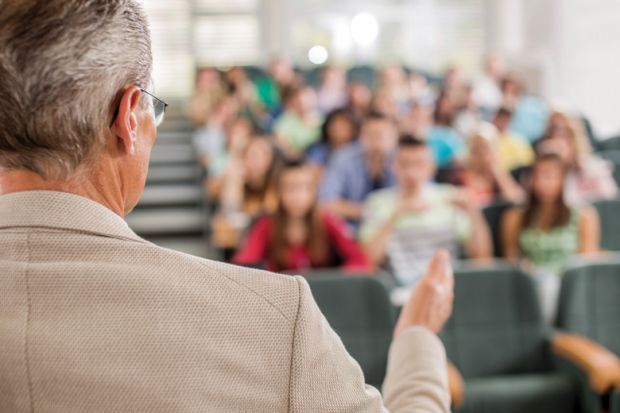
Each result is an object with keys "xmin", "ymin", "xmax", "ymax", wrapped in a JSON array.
[
  {"xmin": 305, "ymin": 275, "xmax": 396, "ymax": 388},
  {"xmin": 600, "ymin": 135, "xmax": 620, "ymax": 152},
  {"xmin": 557, "ymin": 260, "xmax": 620, "ymax": 356},
  {"xmin": 482, "ymin": 201, "xmax": 514, "ymax": 258},
  {"xmin": 596, "ymin": 150, "xmax": 620, "ymax": 187},
  {"xmin": 593, "ymin": 198, "xmax": 620, "ymax": 251},
  {"xmin": 439, "ymin": 264, "xmax": 551, "ymax": 379}
]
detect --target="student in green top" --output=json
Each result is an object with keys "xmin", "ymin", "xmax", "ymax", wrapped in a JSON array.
[
  {"xmin": 273, "ymin": 85, "xmax": 323, "ymax": 157},
  {"xmin": 502, "ymin": 153, "xmax": 600, "ymax": 274},
  {"xmin": 501, "ymin": 153, "xmax": 600, "ymax": 322}
]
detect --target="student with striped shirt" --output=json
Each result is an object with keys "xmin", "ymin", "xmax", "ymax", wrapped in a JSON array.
[{"xmin": 360, "ymin": 135, "xmax": 492, "ymax": 285}]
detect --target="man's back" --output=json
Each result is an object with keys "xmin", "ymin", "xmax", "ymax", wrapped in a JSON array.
[{"xmin": 0, "ymin": 191, "xmax": 388, "ymax": 412}]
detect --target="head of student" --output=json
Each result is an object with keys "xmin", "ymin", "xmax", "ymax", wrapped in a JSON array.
[
  {"xmin": 539, "ymin": 110, "xmax": 591, "ymax": 169},
  {"xmin": 394, "ymin": 135, "xmax": 436, "ymax": 192},
  {"xmin": 320, "ymin": 109, "xmax": 358, "ymax": 149},
  {"xmin": 359, "ymin": 111, "xmax": 398, "ymax": 160},
  {"xmin": 276, "ymin": 159, "xmax": 319, "ymax": 219},
  {"xmin": 493, "ymin": 107, "xmax": 513, "ymax": 133},
  {"xmin": 523, "ymin": 153, "xmax": 570, "ymax": 228},
  {"xmin": 468, "ymin": 123, "xmax": 498, "ymax": 169},
  {"xmin": 0, "ymin": 0, "xmax": 157, "ymax": 217}
]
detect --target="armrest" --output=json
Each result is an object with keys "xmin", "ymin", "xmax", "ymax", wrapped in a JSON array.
[
  {"xmin": 552, "ymin": 332, "xmax": 620, "ymax": 394},
  {"xmin": 447, "ymin": 361, "xmax": 465, "ymax": 408}
]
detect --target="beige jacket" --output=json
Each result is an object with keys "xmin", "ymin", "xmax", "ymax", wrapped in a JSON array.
[{"xmin": 0, "ymin": 191, "xmax": 449, "ymax": 412}]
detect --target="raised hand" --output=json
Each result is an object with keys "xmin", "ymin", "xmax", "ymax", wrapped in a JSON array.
[{"xmin": 394, "ymin": 250, "xmax": 455, "ymax": 338}]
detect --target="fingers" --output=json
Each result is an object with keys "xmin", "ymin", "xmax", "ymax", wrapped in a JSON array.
[{"xmin": 426, "ymin": 249, "xmax": 452, "ymax": 282}]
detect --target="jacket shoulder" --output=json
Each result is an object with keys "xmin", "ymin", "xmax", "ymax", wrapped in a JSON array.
[{"xmin": 144, "ymin": 243, "xmax": 302, "ymax": 322}]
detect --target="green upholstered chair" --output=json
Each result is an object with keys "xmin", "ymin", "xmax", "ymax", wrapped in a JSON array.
[
  {"xmin": 439, "ymin": 265, "xmax": 580, "ymax": 413},
  {"xmin": 305, "ymin": 276, "xmax": 396, "ymax": 389},
  {"xmin": 593, "ymin": 199, "xmax": 620, "ymax": 251},
  {"xmin": 612, "ymin": 389, "xmax": 620, "ymax": 413},
  {"xmin": 596, "ymin": 151, "xmax": 620, "ymax": 187},
  {"xmin": 555, "ymin": 260, "xmax": 620, "ymax": 413},
  {"xmin": 600, "ymin": 136, "xmax": 620, "ymax": 152}
]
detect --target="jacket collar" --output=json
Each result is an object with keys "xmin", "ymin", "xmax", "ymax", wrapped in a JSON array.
[{"xmin": 0, "ymin": 190, "xmax": 143, "ymax": 242}]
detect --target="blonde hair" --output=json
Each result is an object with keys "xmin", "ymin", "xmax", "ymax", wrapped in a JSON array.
[{"xmin": 545, "ymin": 111, "xmax": 592, "ymax": 168}]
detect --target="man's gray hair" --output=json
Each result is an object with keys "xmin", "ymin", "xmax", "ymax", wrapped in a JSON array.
[{"xmin": 0, "ymin": 0, "xmax": 152, "ymax": 179}]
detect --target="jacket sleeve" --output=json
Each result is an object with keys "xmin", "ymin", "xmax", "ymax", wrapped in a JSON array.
[
  {"xmin": 288, "ymin": 276, "xmax": 450, "ymax": 413},
  {"xmin": 288, "ymin": 276, "xmax": 387, "ymax": 412},
  {"xmin": 382, "ymin": 327, "xmax": 451, "ymax": 412}
]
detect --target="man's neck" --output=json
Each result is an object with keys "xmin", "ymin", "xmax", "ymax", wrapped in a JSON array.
[{"xmin": 0, "ymin": 170, "xmax": 127, "ymax": 217}]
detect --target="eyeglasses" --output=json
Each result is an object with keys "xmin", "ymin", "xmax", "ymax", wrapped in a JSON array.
[
  {"xmin": 140, "ymin": 89, "xmax": 168, "ymax": 127},
  {"xmin": 109, "ymin": 88, "xmax": 169, "ymax": 127}
]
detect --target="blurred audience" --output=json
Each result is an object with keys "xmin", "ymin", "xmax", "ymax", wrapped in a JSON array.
[
  {"xmin": 360, "ymin": 136, "xmax": 492, "ymax": 286},
  {"xmin": 536, "ymin": 110, "xmax": 618, "ymax": 204},
  {"xmin": 501, "ymin": 154, "xmax": 600, "ymax": 321},
  {"xmin": 306, "ymin": 108, "xmax": 359, "ymax": 168},
  {"xmin": 319, "ymin": 111, "xmax": 398, "ymax": 225},
  {"xmin": 189, "ymin": 59, "xmax": 607, "ymax": 296},
  {"xmin": 234, "ymin": 159, "xmax": 372, "ymax": 272}
]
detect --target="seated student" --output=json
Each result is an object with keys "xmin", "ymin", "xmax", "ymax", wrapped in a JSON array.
[
  {"xmin": 190, "ymin": 67, "xmax": 226, "ymax": 128},
  {"xmin": 426, "ymin": 91, "xmax": 467, "ymax": 168},
  {"xmin": 305, "ymin": 108, "xmax": 358, "ymax": 168},
  {"xmin": 501, "ymin": 75, "xmax": 549, "ymax": 142},
  {"xmin": 502, "ymin": 153, "xmax": 600, "ymax": 322},
  {"xmin": 192, "ymin": 95, "xmax": 240, "ymax": 172},
  {"xmin": 273, "ymin": 84, "xmax": 323, "ymax": 156},
  {"xmin": 344, "ymin": 80, "xmax": 372, "ymax": 124},
  {"xmin": 455, "ymin": 125, "xmax": 526, "ymax": 207},
  {"xmin": 213, "ymin": 135, "xmax": 281, "ymax": 249},
  {"xmin": 360, "ymin": 136, "xmax": 492, "ymax": 286},
  {"xmin": 202, "ymin": 116, "xmax": 252, "ymax": 200},
  {"xmin": 316, "ymin": 66, "xmax": 348, "ymax": 114},
  {"xmin": 234, "ymin": 160, "xmax": 372, "ymax": 273},
  {"xmin": 536, "ymin": 110, "xmax": 618, "ymax": 204},
  {"xmin": 319, "ymin": 111, "xmax": 398, "ymax": 225},
  {"xmin": 492, "ymin": 107, "xmax": 535, "ymax": 172}
]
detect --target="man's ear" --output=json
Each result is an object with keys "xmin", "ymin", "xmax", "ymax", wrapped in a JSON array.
[{"xmin": 111, "ymin": 86, "xmax": 142, "ymax": 155}]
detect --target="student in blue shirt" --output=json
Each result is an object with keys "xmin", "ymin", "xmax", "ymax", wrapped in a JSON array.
[{"xmin": 319, "ymin": 111, "xmax": 398, "ymax": 225}]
